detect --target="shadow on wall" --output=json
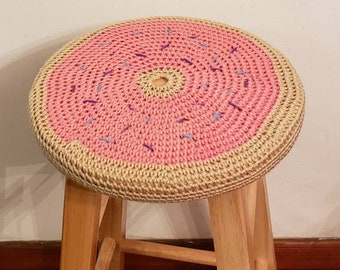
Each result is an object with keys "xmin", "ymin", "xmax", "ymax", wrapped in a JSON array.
[
  {"xmin": 127, "ymin": 200, "xmax": 212, "ymax": 239},
  {"xmin": 0, "ymin": 35, "xmax": 84, "ymax": 240}
]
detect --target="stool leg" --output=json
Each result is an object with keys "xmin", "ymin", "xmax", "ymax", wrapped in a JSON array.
[
  {"xmin": 208, "ymin": 187, "xmax": 255, "ymax": 270},
  {"xmin": 99, "ymin": 197, "xmax": 127, "ymax": 270},
  {"xmin": 253, "ymin": 178, "xmax": 277, "ymax": 270},
  {"xmin": 60, "ymin": 178, "xmax": 102, "ymax": 270}
]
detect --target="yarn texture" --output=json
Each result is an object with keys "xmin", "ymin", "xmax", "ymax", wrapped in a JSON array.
[{"xmin": 29, "ymin": 17, "xmax": 304, "ymax": 202}]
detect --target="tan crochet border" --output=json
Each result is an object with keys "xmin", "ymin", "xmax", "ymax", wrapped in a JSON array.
[{"xmin": 29, "ymin": 17, "xmax": 305, "ymax": 202}]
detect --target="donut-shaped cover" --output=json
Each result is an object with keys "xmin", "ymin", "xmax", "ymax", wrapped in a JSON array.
[{"xmin": 29, "ymin": 17, "xmax": 304, "ymax": 202}]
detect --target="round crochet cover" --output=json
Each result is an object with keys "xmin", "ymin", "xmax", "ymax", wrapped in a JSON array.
[{"xmin": 29, "ymin": 17, "xmax": 304, "ymax": 202}]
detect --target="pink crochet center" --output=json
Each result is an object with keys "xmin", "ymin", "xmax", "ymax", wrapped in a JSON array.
[{"xmin": 46, "ymin": 19, "xmax": 279, "ymax": 165}]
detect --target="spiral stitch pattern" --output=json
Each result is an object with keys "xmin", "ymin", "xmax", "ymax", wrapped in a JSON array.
[{"xmin": 29, "ymin": 17, "xmax": 304, "ymax": 202}]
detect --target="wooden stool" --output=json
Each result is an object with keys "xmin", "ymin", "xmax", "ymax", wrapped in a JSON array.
[
  {"xmin": 61, "ymin": 176, "xmax": 276, "ymax": 270},
  {"xmin": 29, "ymin": 17, "xmax": 304, "ymax": 270}
]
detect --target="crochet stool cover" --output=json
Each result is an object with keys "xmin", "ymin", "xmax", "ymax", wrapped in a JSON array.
[{"xmin": 29, "ymin": 17, "xmax": 304, "ymax": 203}]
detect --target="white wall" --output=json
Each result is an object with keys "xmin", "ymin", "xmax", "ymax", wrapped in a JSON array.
[{"xmin": 1, "ymin": 0, "xmax": 339, "ymax": 241}]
